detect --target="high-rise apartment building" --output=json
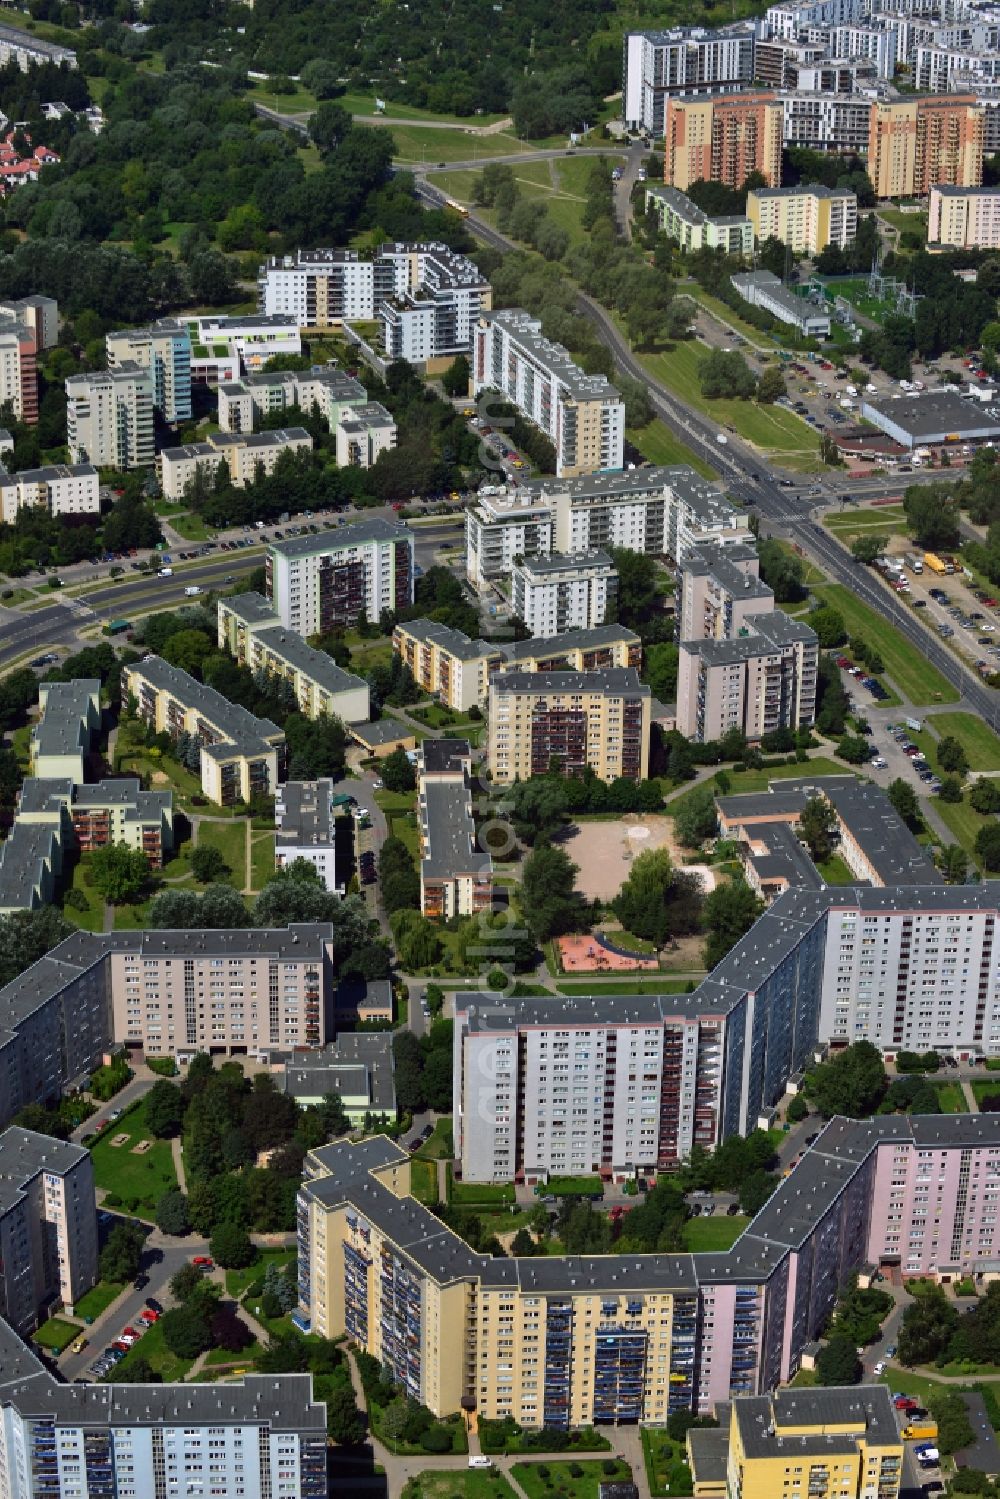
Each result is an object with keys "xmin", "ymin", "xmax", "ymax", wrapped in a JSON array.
[
  {"xmin": 487, "ymin": 668, "xmax": 651, "ymax": 783},
  {"xmin": 66, "ymin": 363, "xmax": 154, "ymax": 469},
  {"xmin": 0, "ymin": 1127, "xmax": 97, "ymax": 1336},
  {"xmin": 0, "ymin": 317, "xmax": 37, "ymax": 425},
  {"xmin": 676, "ymin": 610, "xmax": 818, "ymax": 742},
  {"xmin": 929, "ymin": 184, "xmax": 1000, "ymax": 247},
  {"xmin": 747, "ymin": 182, "xmax": 858, "ymax": 252},
  {"xmin": 473, "ymin": 309, "xmax": 625, "ymax": 478},
  {"xmin": 868, "ymin": 95, "xmax": 984, "ymax": 197},
  {"xmin": 510, "ymin": 550, "xmax": 617, "ymax": 635},
  {"xmin": 418, "ymin": 738, "xmax": 492, "ymax": 920},
  {"xmin": 266, "ymin": 518, "xmax": 414, "ymax": 634},
  {"xmin": 217, "ymin": 592, "xmax": 371, "ymax": 724},
  {"xmin": 0, "ymin": 463, "xmax": 98, "ymax": 525},
  {"xmin": 0, "ymin": 294, "xmax": 57, "ymax": 349},
  {"xmin": 677, "ymin": 542, "xmax": 773, "ymax": 642},
  {"xmin": 105, "ymin": 320, "xmax": 192, "ymax": 423},
  {"xmin": 780, "ymin": 92, "xmax": 874, "ymax": 154},
  {"xmin": 622, "ymin": 27, "xmax": 756, "ymax": 135},
  {"xmin": 664, "ymin": 93, "xmax": 783, "ymax": 192}
]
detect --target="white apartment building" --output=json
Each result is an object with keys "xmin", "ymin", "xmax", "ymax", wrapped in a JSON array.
[
  {"xmin": 511, "ymin": 549, "xmax": 618, "ymax": 634},
  {"xmin": 0, "ymin": 1128, "xmax": 97, "ymax": 1336},
  {"xmin": 31, "ymin": 679, "xmax": 101, "ymax": 784},
  {"xmin": 765, "ymin": 0, "xmax": 866, "ymax": 42},
  {"xmin": 0, "ymin": 464, "xmax": 98, "ymax": 525},
  {"xmin": 335, "ymin": 401, "xmax": 397, "ymax": 469},
  {"xmin": 159, "ymin": 427, "xmax": 313, "ymax": 499},
  {"xmin": 622, "ymin": 28, "xmax": 756, "ymax": 134},
  {"xmin": 780, "ymin": 91, "xmax": 874, "ymax": 153},
  {"xmin": 731, "ymin": 271, "xmax": 832, "ymax": 337},
  {"xmin": 0, "ymin": 318, "xmax": 37, "ymax": 425},
  {"xmin": 0, "ymin": 295, "xmax": 57, "ymax": 350},
  {"xmin": 267, "ymin": 517, "xmax": 414, "ymax": 634},
  {"xmin": 66, "ymin": 363, "xmax": 154, "ymax": 469},
  {"xmin": 186, "ymin": 313, "xmax": 301, "ymax": 384},
  {"xmin": 105, "ymin": 320, "xmax": 192, "ymax": 424},
  {"xmin": 217, "ymin": 365, "xmax": 369, "ymax": 433},
  {"xmin": 259, "ymin": 248, "xmax": 391, "ymax": 325},
  {"xmin": 275, "ymin": 779, "xmax": 343, "ymax": 892},
  {"xmin": 465, "ymin": 487, "xmax": 555, "ymax": 589},
  {"xmin": 0, "ymin": 23, "xmax": 76, "ymax": 69},
  {"xmin": 929, "ymin": 184, "xmax": 1000, "ymax": 247},
  {"xmin": 831, "ymin": 24, "xmax": 898, "ymax": 75},
  {"xmin": 473, "ymin": 309, "xmax": 625, "ymax": 478}
]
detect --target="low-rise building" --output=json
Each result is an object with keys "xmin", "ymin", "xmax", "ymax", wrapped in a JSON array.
[
  {"xmin": 66, "ymin": 363, "xmax": 154, "ymax": 469},
  {"xmin": 731, "ymin": 270, "xmax": 831, "ymax": 337},
  {"xmin": 334, "ymin": 401, "xmax": 397, "ymax": 469},
  {"xmin": 859, "ymin": 390, "xmax": 1000, "ymax": 449},
  {"xmin": 275, "ymin": 778, "xmax": 348, "ymax": 893},
  {"xmin": 511, "ymin": 550, "xmax": 618, "ymax": 634},
  {"xmin": 159, "ymin": 427, "xmax": 313, "ymax": 499},
  {"xmin": 17, "ymin": 776, "xmax": 173, "ymax": 869},
  {"xmin": 930, "ymin": 184, "xmax": 1000, "ymax": 248},
  {"xmin": 0, "ymin": 820, "xmax": 63, "ymax": 914},
  {"xmin": 0, "ymin": 1127, "xmax": 97, "ymax": 1336},
  {"xmin": 747, "ymin": 182, "xmax": 858, "ymax": 252},
  {"xmin": 30, "ymin": 679, "xmax": 101, "ymax": 784},
  {"xmin": 218, "ymin": 592, "xmax": 370, "ymax": 724},
  {"xmin": 418, "ymin": 738, "xmax": 492, "ymax": 920},
  {"xmin": 0, "ymin": 23, "xmax": 75, "ymax": 69},
  {"xmin": 644, "ymin": 184, "xmax": 753, "ymax": 255},
  {"xmin": 267, "ymin": 518, "xmax": 414, "ymax": 634},
  {"xmin": 392, "ymin": 618, "xmax": 504, "ymax": 712},
  {"xmin": 488, "ymin": 668, "xmax": 651, "ymax": 783},
  {"xmin": 123, "ymin": 656, "xmax": 285, "ymax": 806},
  {"xmin": 284, "ymin": 1032, "xmax": 396, "ymax": 1123},
  {"xmin": 186, "ymin": 312, "xmax": 301, "ymax": 383},
  {"xmin": 737, "ymin": 818, "xmax": 826, "ymax": 902},
  {"xmin": 677, "ymin": 611, "xmax": 818, "ymax": 742},
  {"xmin": 217, "ymin": 365, "xmax": 369, "ymax": 433},
  {"xmin": 0, "ymin": 463, "xmax": 98, "ymax": 525}
]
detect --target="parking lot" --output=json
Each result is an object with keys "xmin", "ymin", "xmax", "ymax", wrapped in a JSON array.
[{"xmin": 883, "ymin": 554, "xmax": 1000, "ymax": 679}]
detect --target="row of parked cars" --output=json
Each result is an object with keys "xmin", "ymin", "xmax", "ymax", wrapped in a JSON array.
[
  {"xmin": 889, "ymin": 727, "xmax": 944, "ymax": 794},
  {"xmin": 834, "ymin": 656, "xmax": 891, "ymax": 702},
  {"xmin": 87, "ymin": 1302, "xmax": 162, "ymax": 1378}
]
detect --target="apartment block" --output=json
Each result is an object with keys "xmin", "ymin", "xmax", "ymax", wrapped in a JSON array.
[
  {"xmin": 868, "ymin": 95, "xmax": 984, "ymax": 197},
  {"xmin": 929, "ymin": 184, "xmax": 1000, "ymax": 247},
  {"xmin": 0, "ymin": 463, "xmax": 98, "ymax": 525},
  {"xmin": 747, "ymin": 182, "xmax": 858, "ymax": 252},
  {"xmin": 0, "ymin": 317, "xmax": 37, "ymax": 425},
  {"xmin": 764, "ymin": 0, "xmax": 866, "ymax": 40},
  {"xmin": 418, "ymin": 738, "xmax": 492, "ymax": 920},
  {"xmin": 296, "ymin": 1117, "xmax": 1000, "ymax": 1427},
  {"xmin": 0, "ymin": 1127, "xmax": 97, "ymax": 1336},
  {"xmin": 30, "ymin": 679, "xmax": 101, "ymax": 784},
  {"xmin": 159, "ymin": 427, "xmax": 313, "ymax": 500},
  {"xmin": 16, "ymin": 775, "xmax": 173, "ymax": 869},
  {"xmin": 259, "ymin": 248, "xmax": 394, "ymax": 326},
  {"xmin": 66, "ymin": 363, "xmax": 154, "ymax": 469},
  {"xmin": 664, "ymin": 93, "xmax": 783, "ymax": 192},
  {"xmin": 473, "ymin": 309, "xmax": 625, "ymax": 478},
  {"xmin": 502, "ymin": 624, "xmax": 642, "ymax": 674},
  {"xmin": 267, "ymin": 518, "xmax": 414, "ymax": 634},
  {"xmin": 186, "ymin": 312, "xmax": 301, "ymax": 384},
  {"xmin": 780, "ymin": 92, "xmax": 874, "ymax": 154},
  {"xmin": 678, "ymin": 542, "xmax": 774, "ymax": 642},
  {"xmin": 276, "ymin": 778, "xmax": 346, "ymax": 892},
  {"xmin": 218, "ymin": 592, "xmax": 371, "ymax": 724},
  {"xmin": 0, "ymin": 23, "xmax": 76, "ymax": 68},
  {"xmin": 466, "ymin": 467, "xmax": 749, "ymax": 588},
  {"xmin": 511, "ymin": 550, "xmax": 618, "ymax": 635},
  {"xmin": 0, "ymin": 295, "xmax": 57, "ymax": 350},
  {"xmin": 676, "ymin": 611, "xmax": 818, "ymax": 742},
  {"xmin": 690, "ymin": 1388, "xmax": 902, "ymax": 1499},
  {"xmin": 487, "ymin": 668, "xmax": 651, "ymax": 783},
  {"xmin": 392, "ymin": 618, "xmax": 505, "ymax": 712},
  {"xmin": 334, "ymin": 401, "xmax": 397, "ymax": 469},
  {"xmin": 623, "ymin": 27, "xmax": 756, "ymax": 135},
  {"xmin": 109, "ymin": 924, "xmax": 336, "ymax": 1056},
  {"xmin": 217, "ymin": 365, "xmax": 369, "ymax": 434},
  {"xmin": 105, "ymin": 320, "xmax": 192, "ymax": 423},
  {"xmin": 644, "ymin": 184, "xmax": 753, "ymax": 255},
  {"xmin": 0, "ymin": 820, "xmax": 63, "ymax": 915},
  {"xmin": 123, "ymin": 655, "xmax": 285, "ymax": 806}
]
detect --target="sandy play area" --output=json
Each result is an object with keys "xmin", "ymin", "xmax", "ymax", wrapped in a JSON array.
[{"xmin": 562, "ymin": 814, "xmax": 717, "ymax": 903}]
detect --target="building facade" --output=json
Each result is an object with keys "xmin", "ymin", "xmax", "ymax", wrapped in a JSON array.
[
  {"xmin": 275, "ymin": 779, "xmax": 344, "ymax": 892},
  {"xmin": 392, "ymin": 619, "xmax": 505, "ymax": 712},
  {"xmin": 217, "ymin": 366, "xmax": 369, "ymax": 434},
  {"xmin": 731, "ymin": 271, "xmax": 831, "ymax": 337},
  {"xmin": 218, "ymin": 592, "xmax": 371, "ymax": 724},
  {"xmin": 622, "ymin": 28, "xmax": 757, "ymax": 134},
  {"xmin": 867, "ymin": 95, "xmax": 984, "ymax": 197},
  {"xmin": 0, "ymin": 464, "xmax": 98, "ymax": 526},
  {"xmin": 677, "ymin": 542, "xmax": 774, "ymax": 643},
  {"xmin": 664, "ymin": 93, "xmax": 783, "ymax": 192},
  {"xmin": 747, "ymin": 183, "xmax": 858, "ymax": 252},
  {"xmin": 644, "ymin": 184, "xmax": 753, "ymax": 255},
  {"xmin": 159, "ymin": 427, "xmax": 313, "ymax": 500},
  {"xmin": 105, "ymin": 321, "xmax": 192, "ymax": 424},
  {"xmin": 266, "ymin": 518, "xmax": 414, "ymax": 634},
  {"xmin": 418, "ymin": 738, "xmax": 493, "ymax": 920},
  {"xmin": 510, "ymin": 550, "xmax": 618, "ymax": 635},
  {"xmin": 473, "ymin": 310, "xmax": 625, "ymax": 478},
  {"xmin": 676, "ymin": 611, "xmax": 818, "ymax": 742},
  {"xmin": 0, "ymin": 1128, "xmax": 97, "ymax": 1337},
  {"xmin": 30, "ymin": 679, "xmax": 101, "ymax": 785},
  {"xmin": 334, "ymin": 402, "xmax": 397, "ymax": 469},
  {"xmin": 929, "ymin": 184, "xmax": 1000, "ymax": 247},
  {"xmin": 487, "ymin": 668, "xmax": 651, "ymax": 783},
  {"xmin": 0, "ymin": 318, "xmax": 38, "ymax": 426},
  {"xmin": 66, "ymin": 364, "xmax": 155, "ymax": 469}
]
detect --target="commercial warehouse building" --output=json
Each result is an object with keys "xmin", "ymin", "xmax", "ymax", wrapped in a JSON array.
[{"xmin": 860, "ymin": 390, "xmax": 1000, "ymax": 449}]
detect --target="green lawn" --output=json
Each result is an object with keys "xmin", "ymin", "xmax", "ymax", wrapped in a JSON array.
[
  {"xmin": 390, "ymin": 812, "xmax": 420, "ymax": 860},
  {"xmin": 642, "ymin": 1429, "xmax": 694, "ymax": 1499},
  {"xmin": 196, "ymin": 818, "xmax": 248, "ymax": 888},
  {"xmin": 933, "ymin": 794, "xmax": 993, "ymax": 867},
  {"xmin": 932, "ymin": 1081, "xmax": 969, "ymax": 1113},
  {"xmin": 810, "ymin": 583, "xmax": 959, "ymax": 705},
  {"xmin": 410, "ymin": 1157, "xmax": 440, "ymax": 1205},
  {"xmin": 61, "ymin": 857, "xmax": 106, "ymax": 932},
  {"xmin": 448, "ymin": 1170, "xmax": 515, "ymax": 1206},
  {"xmin": 512, "ymin": 1459, "xmax": 633, "ymax": 1499},
  {"xmin": 170, "ymin": 512, "xmax": 215, "ymax": 542},
  {"xmin": 250, "ymin": 831, "xmax": 275, "ymax": 892},
  {"xmin": 225, "ymin": 1247, "xmax": 295, "ymax": 1301},
  {"xmin": 416, "ymin": 1117, "xmax": 454, "ymax": 1160},
  {"xmin": 972, "ymin": 1080, "xmax": 1000, "ymax": 1108},
  {"xmin": 34, "ymin": 1317, "xmax": 79, "ymax": 1352},
  {"xmin": 627, "ymin": 419, "xmax": 716, "ymax": 479},
  {"xmin": 106, "ymin": 1317, "xmax": 194, "ymax": 1384},
  {"xmin": 74, "ymin": 1280, "xmax": 126, "ymax": 1322},
  {"xmin": 924, "ymin": 712, "xmax": 1000, "ymax": 771},
  {"xmin": 815, "ymin": 853, "xmax": 855, "ymax": 884},
  {"xmin": 548, "ymin": 1175, "xmax": 603, "ymax": 1197},
  {"xmin": 116, "ymin": 749, "xmax": 205, "ymax": 806},
  {"xmin": 89, "ymin": 1097, "xmax": 178, "ymax": 1216},
  {"xmin": 380, "ymin": 123, "xmax": 543, "ymax": 164},
  {"xmin": 401, "ymin": 1472, "xmax": 521, "ymax": 1499},
  {"xmin": 339, "ymin": 91, "xmax": 509, "ymax": 126},
  {"xmin": 374, "ymin": 788, "xmax": 418, "ymax": 817},
  {"xmin": 665, "ymin": 757, "xmax": 847, "ymax": 828},
  {"xmin": 682, "ymin": 1214, "xmax": 750, "ymax": 1251}
]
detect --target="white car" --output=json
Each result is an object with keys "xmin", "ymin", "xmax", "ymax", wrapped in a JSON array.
[
  {"xmin": 469, "ymin": 1457, "xmax": 493, "ymax": 1470},
  {"xmin": 873, "ymin": 1359, "xmax": 886, "ymax": 1374}
]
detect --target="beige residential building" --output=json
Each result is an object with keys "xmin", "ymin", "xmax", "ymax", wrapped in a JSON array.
[
  {"xmin": 66, "ymin": 363, "xmax": 154, "ymax": 469},
  {"xmin": 105, "ymin": 320, "xmax": 192, "ymax": 423},
  {"xmin": 676, "ymin": 611, "xmax": 818, "ymax": 743},
  {"xmin": 217, "ymin": 366, "xmax": 369, "ymax": 433},
  {"xmin": 0, "ymin": 1128, "xmax": 98, "ymax": 1337},
  {"xmin": 109, "ymin": 924, "xmax": 337, "ymax": 1057},
  {"xmin": 867, "ymin": 95, "xmax": 983, "ymax": 198},
  {"xmin": 392, "ymin": 618, "xmax": 505, "ymax": 712},
  {"xmin": 218, "ymin": 592, "xmax": 370, "ymax": 724},
  {"xmin": 30, "ymin": 679, "xmax": 101, "ymax": 784},
  {"xmin": 0, "ymin": 463, "xmax": 99, "ymax": 525},
  {"xmin": 502, "ymin": 624, "xmax": 642, "ymax": 674},
  {"xmin": 747, "ymin": 182, "xmax": 858, "ymax": 253},
  {"xmin": 159, "ymin": 427, "xmax": 313, "ymax": 500},
  {"xmin": 487, "ymin": 668, "xmax": 651, "ymax": 784},
  {"xmin": 123, "ymin": 656, "xmax": 285, "ymax": 806},
  {"xmin": 677, "ymin": 542, "xmax": 773, "ymax": 642},
  {"xmin": 418, "ymin": 739, "xmax": 492, "ymax": 920},
  {"xmin": 16, "ymin": 775, "xmax": 173, "ymax": 869},
  {"xmin": 334, "ymin": 402, "xmax": 397, "ymax": 469},
  {"xmin": 664, "ymin": 93, "xmax": 783, "ymax": 192},
  {"xmin": 929, "ymin": 185, "xmax": 1000, "ymax": 248},
  {"xmin": 0, "ymin": 294, "xmax": 57, "ymax": 350}
]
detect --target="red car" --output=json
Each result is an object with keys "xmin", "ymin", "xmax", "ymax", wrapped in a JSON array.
[
  {"xmin": 139, "ymin": 1309, "xmax": 159, "ymax": 1324},
  {"xmin": 192, "ymin": 1256, "xmax": 214, "ymax": 1269}
]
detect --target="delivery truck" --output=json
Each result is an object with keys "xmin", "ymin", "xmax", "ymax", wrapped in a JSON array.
[
  {"xmin": 924, "ymin": 553, "xmax": 951, "ymax": 574},
  {"xmin": 902, "ymin": 1423, "xmax": 938, "ymax": 1441}
]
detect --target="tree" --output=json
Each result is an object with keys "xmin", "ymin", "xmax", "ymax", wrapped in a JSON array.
[
  {"xmin": 674, "ymin": 786, "xmax": 718, "ymax": 848},
  {"xmin": 940, "ymin": 844, "xmax": 970, "ymax": 885},
  {"xmin": 815, "ymin": 1335, "xmax": 861, "ymax": 1386},
  {"xmin": 88, "ymin": 843, "xmax": 150, "ymax": 904},
  {"xmin": 191, "ymin": 845, "xmax": 230, "ymax": 883},
  {"xmin": 904, "ymin": 482, "xmax": 961, "ymax": 550},
  {"xmin": 441, "ymin": 355, "xmax": 471, "ymax": 398},
  {"xmin": 851, "ymin": 534, "xmax": 888, "ymax": 565},
  {"xmin": 391, "ymin": 909, "xmax": 443, "ymax": 970},
  {"xmin": 118, "ymin": 1354, "xmax": 160, "ymax": 1383},
  {"xmin": 938, "ymin": 776, "xmax": 963, "ymax": 804},
  {"xmin": 310, "ymin": 101, "xmax": 352, "ymax": 152},
  {"xmin": 757, "ymin": 539, "xmax": 806, "ymax": 604},
  {"xmin": 327, "ymin": 1386, "xmax": 367, "ymax": 1446},
  {"xmin": 899, "ymin": 1286, "xmax": 959, "ymax": 1367},
  {"xmin": 0, "ymin": 909, "xmax": 71, "ymax": 988},
  {"xmin": 837, "ymin": 734, "xmax": 872, "ymax": 765},
  {"xmin": 161, "ymin": 1293, "xmax": 217, "ymax": 1360},
  {"xmin": 155, "ymin": 1189, "xmax": 190, "ymax": 1236},
  {"xmin": 209, "ymin": 1220, "xmax": 255, "ymax": 1269},
  {"xmin": 786, "ymin": 1094, "xmax": 809, "ymax": 1123},
  {"xmin": 211, "ymin": 1304, "xmax": 255, "ymax": 1353},
  {"xmin": 929, "ymin": 1391, "xmax": 975, "ymax": 1457},
  {"xmin": 144, "ymin": 1080, "xmax": 185, "ymax": 1138},
  {"xmin": 807, "ymin": 1041, "xmax": 886, "ymax": 1118},
  {"xmin": 609, "ymin": 549, "xmax": 659, "ymax": 631},
  {"xmin": 520, "ymin": 842, "xmax": 581, "ymax": 941},
  {"xmin": 253, "ymin": 869, "xmax": 342, "ymax": 926},
  {"xmin": 169, "ymin": 1263, "xmax": 205, "ymax": 1302},
  {"xmin": 809, "ymin": 606, "xmax": 848, "ymax": 649},
  {"xmin": 937, "ymin": 736, "xmax": 969, "ymax": 776},
  {"xmin": 149, "ymin": 884, "xmax": 249, "ymax": 930},
  {"xmin": 887, "ymin": 778, "xmax": 922, "ymax": 829},
  {"xmin": 506, "ymin": 778, "xmax": 568, "ymax": 845},
  {"xmin": 756, "ymin": 365, "xmax": 786, "ymax": 404},
  {"xmin": 699, "ymin": 348, "xmax": 756, "ymax": 400},
  {"xmin": 100, "ymin": 1223, "xmax": 144, "ymax": 1283},
  {"xmin": 798, "ymin": 795, "xmax": 837, "ymax": 862},
  {"xmin": 702, "ymin": 879, "xmax": 764, "ymax": 968},
  {"xmin": 971, "ymin": 779, "xmax": 1000, "ymax": 815},
  {"xmin": 740, "ymin": 1169, "xmax": 777, "ymax": 1215},
  {"xmin": 977, "ymin": 823, "xmax": 1000, "ymax": 871},
  {"xmin": 614, "ymin": 847, "xmax": 674, "ymax": 946},
  {"xmin": 381, "ymin": 746, "xmax": 416, "ymax": 793}
]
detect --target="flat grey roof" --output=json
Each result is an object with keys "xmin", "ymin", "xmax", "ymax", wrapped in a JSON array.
[
  {"xmin": 0, "ymin": 1127, "xmax": 89, "ymax": 1214},
  {"xmin": 422, "ymin": 737, "xmax": 472, "ymax": 775},
  {"xmin": 397, "ymin": 617, "xmax": 501, "ymax": 663},
  {"xmin": 420, "ymin": 776, "xmax": 492, "ymax": 881},
  {"xmin": 33, "ymin": 679, "xmax": 99, "ymax": 761},
  {"xmin": 681, "ymin": 543, "xmax": 772, "ymax": 601},
  {"xmin": 284, "ymin": 1032, "xmax": 396, "ymax": 1111},
  {"xmin": 736, "ymin": 1386, "xmax": 898, "ymax": 1458},
  {"xmin": 503, "ymin": 624, "xmax": 639, "ymax": 662},
  {"xmin": 862, "ymin": 390, "xmax": 1000, "ymax": 439},
  {"xmin": 276, "ymin": 778, "xmax": 337, "ymax": 846},
  {"xmin": 481, "ymin": 309, "xmax": 621, "ymax": 403},
  {"xmin": 491, "ymin": 668, "xmax": 649, "ymax": 697},
  {"xmin": 209, "ymin": 427, "xmax": 311, "ymax": 451},
  {"xmin": 251, "ymin": 626, "xmax": 367, "ymax": 704},
  {"xmin": 220, "ymin": 591, "xmax": 277, "ymax": 627},
  {"xmin": 128, "ymin": 655, "xmax": 283, "ymax": 757},
  {"xmin": 750, "ymin": 180, "xmax": 856, "ymax": 201},
  {"xmin": 269, "ymin": 516, "xmax": 410, "ymax": 561},
  {"xmin": 0, "ymin": 822, "xmax": 60, "ymax": 908},
  {"xmin": 352, "ymin": 717, "xmax": 413, "ymax": 746},
  {"xmin": 515, "ymin": 549, "xmax": 614, "ymax": 576},
  {"xmin": 743, "ymin": 820, "xmax": 826, "ymax": 892}
]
